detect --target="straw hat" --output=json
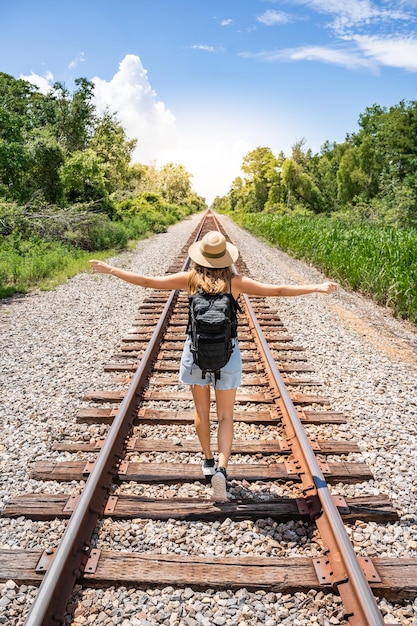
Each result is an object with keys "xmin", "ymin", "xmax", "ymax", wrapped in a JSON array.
[{"xmin": 188, "ymin": 231, "xmax": 239, "ymax": 268}]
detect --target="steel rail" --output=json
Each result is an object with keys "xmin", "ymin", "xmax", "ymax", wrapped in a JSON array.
[
  {"xmin": 243, "ymin": 294, "xmax": 386, "ymax": 626},
  {"xmin": 24, "ymin": 291, "xmax": 177, "ymax": 625},
  {"xmin": 23, "ymin": 219, "xmax": 208, "ymax": 625}
]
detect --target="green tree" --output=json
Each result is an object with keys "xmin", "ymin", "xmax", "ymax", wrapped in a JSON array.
[
  {"xmin": 128, "ymin": 163, "xmax": 160, "ymax": 196},
  {"xmin": 291, "ymin": 138, "xmax": 311, "ymax": 166},
  {"xmin": 45, "ymin": 78, "xmax": 96, "ymax": 154},
  {"xmin": 281, "ymin": 158, "xmax": 324, "ymax": 211},
  {"xmin": 0, "ymin": 73, "xmax": 99, "ymax": 203},
  {"xmin": 351, "ymin": 100, "xmax": 417, "ymax": 222},
  {"xmin": 59, "ymin": 148, "xmax": 108, "ymax": 204},
  {"xmin": 359, "ymin": 101, "xmax": 417, "ymax": 181},
  {"xmin": 0, "ymin": 73, "xmax": 35, "ymax": 200},
  {"xmin": 240, "ymin": 147, "xmax": 279, "ymax": 212},
  {"xmin": 211, "ymin": 195, "xmax": 230, "ymax": 212},
  {"xmin": 159, "ymin": 163, "xmax": 192, "ymax": 204},
  {"xmin": 301, "ymin": 141, "xmax": 346, "ymax": 212},
  {"xmin": 26, "ymin": 130, "xmax": 65, "ymax": 203},
  {"xmin": 228, "ymin": 176, "xmax": 244, "ymax": 212},
  {"xmin": 90, "ymin": 111, "xmax": 136, "ymax": 195},
  {"xmin": 337, "ymin": 146, "xmax": 365, "ymax": 204}
]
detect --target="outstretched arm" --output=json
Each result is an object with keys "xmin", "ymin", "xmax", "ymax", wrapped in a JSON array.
[
  {"xmin": 88, "ymin": 260, "xmax": 189, "ymax": 291},
  {"xmin": 233, "ymin": 274, "xmax": 338, "ymax": 298}
]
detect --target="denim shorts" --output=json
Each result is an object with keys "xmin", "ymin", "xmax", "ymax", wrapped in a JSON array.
[{"xmin": 179, "ymin": 337, "xmax": 242, "ymax": 390}]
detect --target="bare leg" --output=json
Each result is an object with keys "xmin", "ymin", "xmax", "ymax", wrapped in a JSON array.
[
  {"xmin": 214, "ymin": 387, "xmax": 237, "ymax": 469},
  {"xmin": 191, "ymin": 385, "xmax": 212, "ymax": 459}
]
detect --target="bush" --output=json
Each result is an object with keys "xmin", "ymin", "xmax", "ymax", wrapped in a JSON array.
[
  {"xmin": 0, "ymin": 234, "xmax": 77, "ymax": 294},
  {"xmin": 0, "ymin": 191, "xmax": 201, "ymax": 297},
  {"xmin": 115, "ymin": 193, "xmax": 187, "ymax": 234}
]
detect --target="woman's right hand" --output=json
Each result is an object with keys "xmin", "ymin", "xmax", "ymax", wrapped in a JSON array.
[{"xmin": 317, "ymin": 281, "xmax": 338, "ymax": 294}]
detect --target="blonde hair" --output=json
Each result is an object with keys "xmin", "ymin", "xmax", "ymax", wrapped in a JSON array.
[{"xmin": 187, "ymin": 263, "xmax": 233, "ymax": 295}]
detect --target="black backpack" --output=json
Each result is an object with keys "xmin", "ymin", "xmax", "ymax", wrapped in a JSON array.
[{"xmin": 187, "ymin": 290, "xmax": 242, "ymax": 381}]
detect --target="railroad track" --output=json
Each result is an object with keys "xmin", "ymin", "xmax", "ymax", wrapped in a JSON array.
[{"xmin": 1, "ymin": 211, "xmax": 416, "ymax": 625}]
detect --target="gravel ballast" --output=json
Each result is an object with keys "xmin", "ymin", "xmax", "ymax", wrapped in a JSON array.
[{"xmin": 1, "ymin": 212, "xmax": 416, "ymax": 625}]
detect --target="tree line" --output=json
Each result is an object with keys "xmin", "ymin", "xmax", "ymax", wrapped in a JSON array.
[
  {"xmin": 0, "ymin": 71, "xmax": 205, "ymax": 251},
  {"xmin": 213, "ymin": 100, "xmax": 417, "ymax": 229}
]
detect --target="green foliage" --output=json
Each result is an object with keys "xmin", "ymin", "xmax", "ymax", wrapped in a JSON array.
[
  {"xmin": 0, "ymin": 72, "xmax": 204, "ymax": 298},
  {"xmin": 0, "ymin": 231, "xmax": 122, "ymax": 298},
  {"xmin": 47, "ymin": 78, "xmax": 96, "ymax": 154},
  {"xmin": 158, "ymin": 162, "xmax": 193, "ymax": 204},
  {"xmin": 238, "ymin": 147, "xmax": 281, "ymax": 213},
  {"xmin": 27, "ymin": 130, "xmax": 65, "ymax": 202},
  {"xmin": 0, "ymin": 189, "xmax": 201, "ymax": 296},
  {"xmin": 233, "ymin": 212, "xmax": 417, "ymax": 323},
  {"xmin": 0, "ymin": 72, "xmax": 35, "ymax": 140},
  {"xmin": 183, "ymin": 192, "xmax": 206, "ymax": 214},
  {"xmin": 59, "ymin": 148, "xmax": 109, "ymax": 203},
  {"xmin": 128, "ymin": 163, "xmax": 160, "ymax": 196},
  {"xmin": 115, "ymin": 192, "xmax": 192, "ymax": 234},
  {"xmin": 217, "ymin": 99, "xmax": 417, "ymax": 227},
  {"xmin": 211, "ymin": 195, "xmax": 230, "ymax": 213},
  {"xmin": 0, "ymin": 73, "xmax": 140, "ymax": 207},
  {"xmin": 0, "ymin": 140, "xmax": 31, "ymax": 200},
  {"xmin": 90, "ymin": 111, "xmax": 136, "ymax": 193},
  {"xmin": 0, "ymin": 234, "xmax": 82, "ymax": 296},
  {"xmin": 0, "ymin": 201, "xmax": 124, "ymax": 250}
]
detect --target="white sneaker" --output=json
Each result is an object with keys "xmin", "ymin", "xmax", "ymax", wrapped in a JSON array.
[
  {"xmin": 211, "ymin": 468, "xmax": 228, "ymax": 502},
  {"xmin": 202, "ymin": 458, "xmax": 217, "ymax": 477}
]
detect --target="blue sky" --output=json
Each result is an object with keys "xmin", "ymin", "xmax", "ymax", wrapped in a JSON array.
[{"xmin": 1, "ymin": 0, "xmax": 417, "ymax": 203}]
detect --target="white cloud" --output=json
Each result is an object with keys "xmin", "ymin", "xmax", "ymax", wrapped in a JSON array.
[
  {"xmin": 69, "ymin": 52, "xmax": 86, "ymax": 70},
  {"xmin": 240, "ymin": 0, "xmax": 417, "ymax": 73},
  {"xmin": 285, "ymin": 44, "xmax": 377, "ymax": 70},
  {"xmin": 289, "ymin": 0, "xmax": 412, "ymax": 34},
  {"xmin": 245, "ymin": 35, "xmax": 417, "ymax": 73},
  {"xmin": 92, "ymin": 54, "xmax": 252, "ymax": 202},
  {"xmin": 188, "ymin": 44, "xmax": 225, "ymax": 52},
  {"xmin": 354, "ymin": 34, "xmax": 417, "ymax": 70},
  {"xmin": 240, "ymin": 46, "xmax": 376, "ymax": 70},
  {"xmin": 93, "ymin": 54, "xmax": 179, "ymax": 162},
  {"xmin": 257, "ymin": 9, "xmax": 290, "ymax": 26},
  {"xmin": 19, "ymin": 70, "xmax": 54, "ymax": 94},
  {"xmin": 221, "ymin": 18, "xmax": 233, "ymax": 26}
]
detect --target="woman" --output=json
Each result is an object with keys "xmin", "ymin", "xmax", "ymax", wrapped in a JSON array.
[{"xmin": 89, "ymin": 231, "xmax": 337, "ymax": 501}]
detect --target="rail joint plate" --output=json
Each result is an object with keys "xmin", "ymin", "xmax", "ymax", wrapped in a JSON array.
[
  {"xmin": 35, "ymin": 548, "xmax": 56, "ymax": 574},
  {"xmin": 118, "ymin": 460, "xmax": 130, "ymax": 475},
  {"xmin": 84, "ymin": 548, "xmax": 101, "ymax": 574},
  {"xmin": 285, "ymin": 459, "xmax": 303, "ymax": 478},
  {"xmin": 104, "ymin": 495, "xmax": 118, "ymax": 514},
  {"xmin": 82, "ymin": 460, "xmax": 96, "ymax": 476},
  {"xmin": 296, "ymin": 495, "xmax": 321, "ymax": 516},
  {"xmin": 63, "ymin": 495, "xmax": 80, "ymax": 513},
  {"xmin": 313, "ymin": 555, "xmax": 381, "ymax": 587}
]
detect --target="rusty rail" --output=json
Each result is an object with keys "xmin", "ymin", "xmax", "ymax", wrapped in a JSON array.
[
  {"xmin": 23, "ymin": 221, "xmax": 203, "ymax": 625},
  {"xmin": 244, "ymin": 294, "xmax": 386, "ymax": 626},
  {"xmin": 24, "ymin": 293, "xmax": 179, "ymax": 625}
]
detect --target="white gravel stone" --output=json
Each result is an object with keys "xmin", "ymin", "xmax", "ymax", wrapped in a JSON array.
[{"xmin": 1, "ymin": 212, "xmax": 416, "ymax": 624}]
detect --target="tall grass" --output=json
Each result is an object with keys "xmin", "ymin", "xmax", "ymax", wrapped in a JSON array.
[
  {"xmin": 0, "ymin": 238, "xmax": 90, "ymax": 297},
  {"xmin": 233, "ymin": 213, "xmax": 417, "ymax": 323},
  {"xmin": 0, "ymin": 198, "xmax": 197, "ymax": 298}
]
